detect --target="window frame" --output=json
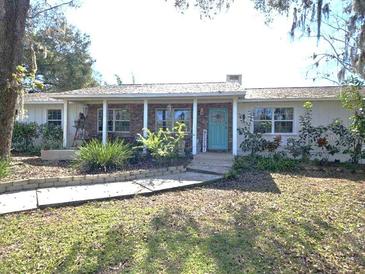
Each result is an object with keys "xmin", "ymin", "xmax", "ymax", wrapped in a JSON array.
[
  {"xmin": 47, "ymin": 109, "xmax": 62, "ymax": 127},
  {"xmin": 155, "ymin": 108, "xmax": 173, "ymax": 131},
  {"xmin": 173, "ymin": 108, "xmax": 191, "ymax": 133},
  {"xmin": 155, "ymin": 108, "xmax": 191, "ymax": 133},
  {"xmin": 97, "ymin": 108, "xmax": 130, "ymax": 133},
  {"xmin": 253, "ymin": 107, "xmax": 294, "ymax": 134},
  {"xmin": 253, "ymin": 108, "xmax": 273, "ymax": 134}
]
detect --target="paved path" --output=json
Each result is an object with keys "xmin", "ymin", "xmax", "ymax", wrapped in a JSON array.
[
  {"xmin": 187, "ymin": 152, "xmax": 234, "ymax": 175},
  {"xmin": 0, "ymin": 172, "xmax": 222, "ymax": 215},
  {"xmin": 0, "ymin": 190, "xmax": 38, "ymax": 214}
]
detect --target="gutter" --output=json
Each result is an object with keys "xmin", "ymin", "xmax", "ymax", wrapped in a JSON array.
[
  {"xmin": 49, "ymin": 91, "xmax": 245, "ymax": 100},
  {"xmin": 238, "ymin": 97, "xmax": 341, "ymax": 102}
]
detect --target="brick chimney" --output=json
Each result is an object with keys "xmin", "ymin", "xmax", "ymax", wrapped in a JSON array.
[{"xmin": 226, "ymin": 74, "xmax": 242, "ymax": 85}]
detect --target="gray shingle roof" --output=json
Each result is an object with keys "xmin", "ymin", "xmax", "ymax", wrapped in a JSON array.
[
  {"xmin": 244, "ymin": 86, "xmax": 347, "ymax": 100},
  {"xmin": 24, "ymin": 92, "xmax": 62, "ymax": 103},
  {"xmin": 50, "ymin": 82, "xmax": 245, "ymax": 98},
  {"xmin": 24, "ymin": 83, "xmax": 364, "ymax": 103}
]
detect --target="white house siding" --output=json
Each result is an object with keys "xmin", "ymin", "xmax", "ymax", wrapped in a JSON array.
[
  {"xmin": 237, "ymin": 100, "xmax": 353, "ymax": 162},
  {"xmin": 19, "ymin": 103, "xmax": 85, "ymax": 147}
]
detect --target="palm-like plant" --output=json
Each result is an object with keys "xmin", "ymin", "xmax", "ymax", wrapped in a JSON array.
[{"xmin": 137, "ymin": 122, "xmax": 186, "ymax": 161}]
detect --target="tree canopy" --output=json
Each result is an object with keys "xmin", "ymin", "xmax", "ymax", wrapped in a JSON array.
[{"xmin": 24, "ymin": 0, "xmax": 99, "ymax": 92}]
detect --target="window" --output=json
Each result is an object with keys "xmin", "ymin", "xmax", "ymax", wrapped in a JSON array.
[
  {"xmin": 274, "ymin": 108, "xmax": 294, "ymax": 133},
  {"xmin": 155, "ymin": 108, "xmax": 191, "ymax": 132},
  {"xmin": 156, "ymin": 109, "xmax": 172, "ymax": 131},
  {"xmin": 115, "ymin": 109, "xmax": 130, "ymax": 132},
  {"xmin": 253, "ymin": 107, "xmax": 293, "ymax": 134},
  {"xmin": 173, "ymin": 109, "xmax": 191, "ymax": 132},
  {"xmin": 253, "ymin": 108, "xmax": 272, "ymax": 133},
  {"xmin": 47, "ymin": 109, "xmax": 62, "ymax": 127},
  {"xmin": 98, "ymin": 109, "xmax": 130, "ymax": 132}
]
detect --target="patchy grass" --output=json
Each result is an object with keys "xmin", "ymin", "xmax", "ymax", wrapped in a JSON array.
[
  {"xmin": 0, "ymin": 172, "xmax": 364, "ymax": 273},
  {"xmin": 0, "ymin": 160, "xmax": 9, "ymax": 179}
]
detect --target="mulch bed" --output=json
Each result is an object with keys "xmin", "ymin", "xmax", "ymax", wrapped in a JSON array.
[{"xmin": 0, "ymin": 156, "xmax": 189, "ymax": 183}]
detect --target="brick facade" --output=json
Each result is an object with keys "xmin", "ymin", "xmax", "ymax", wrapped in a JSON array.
[
  {"xmin": 85, "ymin": 103, "xmax": 143, "ymax": 140},
  {"xmin": 84, "ymin": 102, "xmax": 232, "ymax": 152}
]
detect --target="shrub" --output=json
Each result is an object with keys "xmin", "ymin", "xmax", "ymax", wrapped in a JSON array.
[
  {"xmin": 266, "ymin": 135, "xmax": 282, "ymax": 153},
  {"xmin": 12, "ymin": 122, "xmax": 39, "ymax": 153},
  {"xmin": 12, "ymin": 122, "xmax": 63, "ymax": 155},
  {"xmin": 137, "ymin": 122, "xmax": 186, "ymax": 162},
  {"xmin": 256, "ymin": 154, "xmax": 299, "ymax": 172},
  {"xmin": 76, "ymin": 140, "xmax": 133, "ymax": 172},
  {"xmin": 338, "ymin": 78, "xmax": 365, "ymax": 163},
  {"xmin": 39, "ymin": 124, "xmax": 63, "ymax": 150},
  {"xmin": 292, "ymin": 101, "xmax": 319, "ymax": 160},
  {"xmin": 227, "ymin": 154, "xmax": 300, "ymax": 178},
  {"xmin": 238, "ymin": 113, "xmax": 268, "ymax": 155},
  {"xmin": 286, "ymin": 101, "xmax": 329, "ymax": 161},
  {"xmin": 0, "ymin": 160, "xmax": 9, "ymax": 179}
]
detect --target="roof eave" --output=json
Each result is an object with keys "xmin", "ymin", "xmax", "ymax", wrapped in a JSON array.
[
  {"xmin": 50, "ymin": 92, "xmax": 245, "ymax": 100},
  {"xmin": 239, "ymin": 97, "xmax": 341, "ymax": 102},
  {"xmin": 24, "ymin": 101, "xmax": 63, "ymax": 105}
]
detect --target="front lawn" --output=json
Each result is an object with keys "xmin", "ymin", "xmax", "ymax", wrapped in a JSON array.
[{"xmin": 0, "ymin": 171, "xmax": 364, "ymax": 273}]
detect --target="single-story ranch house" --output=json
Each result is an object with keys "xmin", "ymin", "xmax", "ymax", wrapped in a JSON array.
[{"xmin": 19, "ymin": 75, "xmax": 359, "ymax": 161}]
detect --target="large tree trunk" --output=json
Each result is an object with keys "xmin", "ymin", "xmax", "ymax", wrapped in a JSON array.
[{"xmin": 0, "ymin": 0, "xmax": 30, "ymax": 159}]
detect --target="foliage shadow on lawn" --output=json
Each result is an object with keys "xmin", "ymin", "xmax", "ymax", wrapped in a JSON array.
[
  {"xmin": 54, "ymin": 221, "xmax": 138, "ymax": 273},
  {"xmin": 207, "ymin": 172, "xmax": 282, "ymax": 194},
  {"xmin": 84, "ymin": 205, "xmax": 360, "ymax": 273},
  {"xmin": 136, "ymin": 206, "xmax": 363, "ymax": 273},
  {"xmin": 276, "ymin": 168, "xmax": 365, "ymax": 182}
]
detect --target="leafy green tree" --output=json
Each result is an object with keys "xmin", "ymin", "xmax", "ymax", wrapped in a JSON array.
[
  {"xmin": 25, "ymin": 0, "xmax": 99, "ymax": 92},
  {"xmin": 0, "ymin": 0, "xmax": 82, "ymax": 159}
]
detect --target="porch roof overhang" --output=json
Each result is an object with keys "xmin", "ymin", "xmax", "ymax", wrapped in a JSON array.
[
  {"xmin": 238, "ymin": 97, "xmax": 343, "ymax": 102},
  {"xmin": 50, "ymin": 92, "xmax": 244, "ymax": 101}
]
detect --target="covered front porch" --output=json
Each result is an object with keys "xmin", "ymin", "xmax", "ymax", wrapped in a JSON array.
[{"xmin": 61, "ymin": 96, "xmax": 239, "ymax": 156}]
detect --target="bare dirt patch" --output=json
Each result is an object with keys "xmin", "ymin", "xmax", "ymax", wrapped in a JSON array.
[
  {"xmin": 1, "ymin": 156, "xmax": 189, "ymax": 183},
  {"xmin": 1, "ymin": 157, "xmax": 75, "ymax": 183}
]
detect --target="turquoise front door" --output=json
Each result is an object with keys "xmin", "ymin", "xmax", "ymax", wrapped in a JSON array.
[{"xmin": 208, "ymin": 108, "xmax": 228, "ymax": 150}]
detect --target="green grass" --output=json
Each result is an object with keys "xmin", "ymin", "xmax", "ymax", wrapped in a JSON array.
[
  {"xmin": 0, "ymin": 172, "xmax": 364, "ymax": 273},
  {"xmin": 0, "ymin": 160, "xmax": 9, "ymax": 179}
]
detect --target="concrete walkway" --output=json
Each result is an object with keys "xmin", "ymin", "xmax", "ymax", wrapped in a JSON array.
[
  {"xmin": 0, "ymin": 172, "xmax": 222, "ymax": 215},
  {"xmin": 187, "ymin": 152, "xmax": 234, "ymax": 175}
]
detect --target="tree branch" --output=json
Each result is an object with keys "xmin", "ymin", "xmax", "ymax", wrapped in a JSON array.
[{"xmin": 28, "ymin": 1, "xmax": 75, "ymax": 19}]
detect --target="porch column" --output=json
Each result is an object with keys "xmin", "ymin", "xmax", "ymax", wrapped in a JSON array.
[
  {"xmin": 232, "ymin": 97, "xmax": 238, "ymax": 156},
  {"xmin": 102, "ymin": 100, "xmax": 108, "ymax": 145},
  {"xmin": 192, "ymin": 98, "xmax": 198, "ymax": 155},
  {"xmin": 143, "ymin": 99, "xmax": 148, "ymax": 137},
  {"xmin": 63, "ymin": 100, "xmax": 68, "ymax": 148}
]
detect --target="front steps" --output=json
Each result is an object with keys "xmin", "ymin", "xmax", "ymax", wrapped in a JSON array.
[{"xmin": 187, "ymin": 152, "xmax": 234, "ymax": 175}]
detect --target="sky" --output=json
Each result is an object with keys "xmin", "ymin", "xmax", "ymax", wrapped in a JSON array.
[{"xmin": 66, "ymin": 0, "xmax": 333, "ymax": 87}]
